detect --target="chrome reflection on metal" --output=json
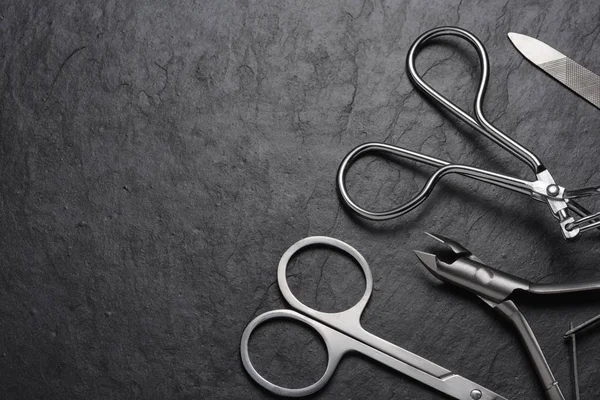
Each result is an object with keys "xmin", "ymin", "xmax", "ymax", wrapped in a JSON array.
[
  {"xmin": 508, "ymin": 32, "xmax": 600, "ymax": 110},
  {"xmin": 240, "ymin": 236, "xmax": 508, "ymax": 399},
  {"xmin": 415, "ymin": 232, "xmax": 600, "ymax": 400},
  {"xmin": 565, "ymin": 323, "xmax": 581, "ymax": 400},
  {"xmin": 337, "ymin": 26, "xmax": 600, "ymax": 240}
]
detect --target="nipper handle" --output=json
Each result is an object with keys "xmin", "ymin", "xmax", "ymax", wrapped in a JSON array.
[{"xmin": 494, "ymin": 301, "xmax": 565, "ymax": 400}]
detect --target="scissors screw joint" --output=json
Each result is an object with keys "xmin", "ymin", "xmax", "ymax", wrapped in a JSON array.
[{"xmin": 470, "ymin": 389, "xmax": 483, "ymax": 399}]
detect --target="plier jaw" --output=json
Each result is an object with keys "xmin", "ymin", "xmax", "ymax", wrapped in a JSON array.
[
  {"xmin": 416, "ymin": 232, "xmax": 600, "ymax": 298},
  {"xmin": 414, "ymin": 232, "xmax": 531, "ymax": 304},
  {"xmin": 413, "ymin": 232, "xmax": 598, "ymax": 400}
]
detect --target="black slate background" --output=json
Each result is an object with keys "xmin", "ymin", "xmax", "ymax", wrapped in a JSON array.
[{"xmin": 1, "ymin": 1, "xmax": 600, "ymax": 399}]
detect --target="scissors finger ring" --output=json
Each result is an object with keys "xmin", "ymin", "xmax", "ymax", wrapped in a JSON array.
[{"xmin": 240, "ymin": 236, "xmax": 508, "ymax": 399}]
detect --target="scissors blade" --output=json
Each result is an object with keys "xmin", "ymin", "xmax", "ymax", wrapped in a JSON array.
[
  {"xmin": 508, "ymin": 32, "xmax": 600, "ymax": 109},
  {"xmin": 348, "ymin": 330, "xmax": 509, "ymax": 400},
  {"xmin": 441, "ymin": 375, "xmax": 509, "ymax": 400}
]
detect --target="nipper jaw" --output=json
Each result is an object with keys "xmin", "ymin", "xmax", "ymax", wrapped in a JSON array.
[
  {"xmin": 414, "ymin": 232, "xmax": 530, "ymax": 304},
  {"xmin": 413, "ymin": 232, "xmax": 600, "ymax": 400}
]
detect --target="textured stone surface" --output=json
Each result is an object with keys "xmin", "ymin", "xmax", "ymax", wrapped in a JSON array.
[{"xmin": 1, "ymin": 1, "xmax": 599, "ymax": 399}]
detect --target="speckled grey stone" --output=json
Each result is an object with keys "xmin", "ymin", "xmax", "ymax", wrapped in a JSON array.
[{"xmin": 1, "ymin": 1, "xmax": 599, "ymax": 399}]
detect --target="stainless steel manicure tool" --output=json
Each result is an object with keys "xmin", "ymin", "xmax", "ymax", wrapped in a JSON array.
[
  {"xmin": 414, "ymin": 232, "xmax": 600, "ymax": 400},
  {"xmin": 241, "ymin": 236, "xmax": 508, "ymax": 399},
  {"xmin": 337, "ymin": 26, "xmax": 600, "ymax": 240},
  {"xmin": 565, "ymin": 323, "xmax": 580, "ymax": 400},
  {"xmin": 563, "ymin": 313, "xmax": 600, "ymax": 399},
  {"xmin": 564, "ymin": 313, "xmax": 600, "ymax": 338},
  {"xmin": 508, "ymin": 32, "xmax": 600, "ymax": 110}
]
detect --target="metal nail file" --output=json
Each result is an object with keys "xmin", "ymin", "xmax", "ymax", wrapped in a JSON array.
[{"xmin": 508, "ymin": 32, "xmax": 600, "ymax": 109}]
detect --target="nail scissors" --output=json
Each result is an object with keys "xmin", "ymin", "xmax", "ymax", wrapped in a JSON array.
[
  {"xmin": 337, "ymin": 26, "xmax": 600, "ymax": 240},
  {"xmin": 415, "ymin": 232, "xmax": 600, "ymax": 400},
  {"xmin": 240, "ymin": 236, "xmax": 508, "ymax": 399}
]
